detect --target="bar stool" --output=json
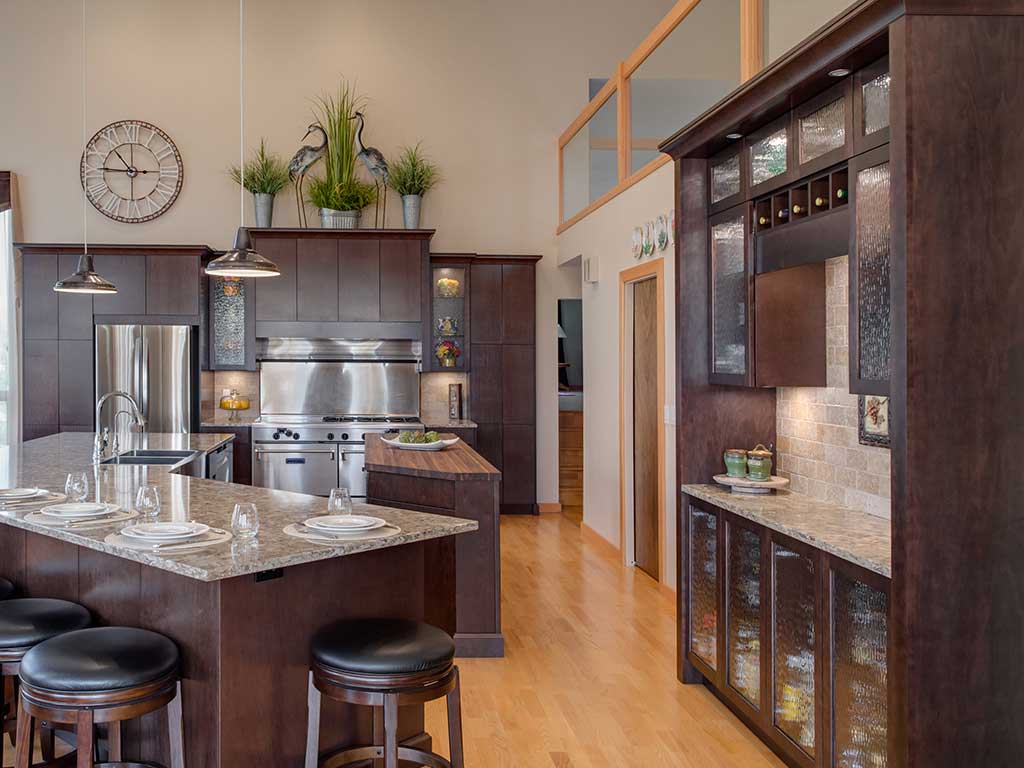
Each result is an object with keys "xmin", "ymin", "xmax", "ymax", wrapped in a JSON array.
[
  {"xmin": 1, "ymin": 599, "xmax": 91, "ymax": 765},
  {"xmin": 305, "ymin": 618, "xmax": 464, "ymax": 768},
  {"xmin": 15, "ymin": 627, "xmax": 184, "ymax": 768},
  {"xmin": 0, "ymin": 579, "xmax": 14, "ymax": 601}
]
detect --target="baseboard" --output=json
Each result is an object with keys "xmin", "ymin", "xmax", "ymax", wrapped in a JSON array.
[
  {"xmin": 580, "ymin": 522, "xmax": 620, "ymax": 559},
  {"xmin": 538, "ymin": 502, "xmax": 561, "ymax": 514},
  {"xmin": 455, "ymin": 632, "xmax": 505, "ymax": 658}
]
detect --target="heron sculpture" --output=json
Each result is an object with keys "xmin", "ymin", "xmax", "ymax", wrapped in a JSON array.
[
  {"xmin": 350, "ymin": 111, "xmax": 389, "ymax": 228},
  {"xmin": 287, "ymin": 122, "xmax": 327, "ymax": 228}
]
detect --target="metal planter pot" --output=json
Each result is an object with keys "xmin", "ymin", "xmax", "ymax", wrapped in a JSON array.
[
  {"xmin": 402, "ymin": 195, "xmax": 422, "ymax": 230},
  {"xmin": 319, "ymin": 208, "xmax": 361, "ymax": 229},
  {"xmin": 253, "ymin": 193, "xmax": 274, "ymax": 228}
]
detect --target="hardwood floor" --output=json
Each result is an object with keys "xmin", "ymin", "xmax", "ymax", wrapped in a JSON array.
[
  {"xmin": 3, "ymin": 511, "xmax": 783, "ymax": 767},
  {"xmin": 426, "ymin": 511, "xmax": 785, "ymax": 767}
]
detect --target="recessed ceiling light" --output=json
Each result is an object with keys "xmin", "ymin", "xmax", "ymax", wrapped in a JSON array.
[
  {"xmin": 828, "ymin": 68, "xmax": 851, "ymax": 77},
  {"xmin": 726, "ymin": 133, "xmax": 743, "ymax": 140}
]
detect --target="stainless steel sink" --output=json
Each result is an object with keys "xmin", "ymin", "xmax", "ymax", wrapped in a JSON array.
[{"xmin": 100, "ymin": 455, "xmax": 184, "ymax": 466}]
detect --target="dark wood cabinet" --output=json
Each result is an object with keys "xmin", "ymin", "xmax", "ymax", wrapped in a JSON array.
[
  {"xmin": 708, "ymin": 204, "xmax": 753, "ymax": 386},
  {"xmin": 470, "ymin": 264, "xmax": 501, "ymax": 343},
  {"xmin": 57, "ymin": 253, "xmax": 94, "ymax": 340},
  {"xmin": 338, "ymin": 239, "xmax": 380, "ymax": 321},
  {"xmin": 207, "ymin": 275, "xmax": 256, "ymax": 372},
  {"xmin": 793, "ymin": 79, "xmax": 853, "ymax": 179},
  {"xmin": 425, "ymin": 258, "xmax": 472, "ymax": 373},
  {"xmin": 252, "ymin": 238, "xmax": 297, "ymax": 322},
  {"xmin": 469, "ymin": 344, "xmax": 502, "ymax": 422},
  {"xmin": 199, "ymin": 425, "xmax": 251, "ymax": 485},
  {"xmin": 21, "ymin": 252, "xmax": 58, "ymax": 340},
  {"xmin": 848, "ymin": 144, "xmax": 891, "ymax": 396},
  {"xmin": 500, "ymin": 345, "xmax": 535, "ymax": 424},
  {"xmin": 852, "ymin": 56, "xmax": 890, "ymax": 154},
  {"xmin": 57, "ymin": 340, "xmax": 94, "ymax": 429},
  {"xmin": 146, "ymin": 253, "xmax": 199, "ymax": 317},
  {"xmin": 500, "ymin": 264, "xmax": 535, "ymax": 344},
  {"xmin": 709, "ymin": 144, "xmax": 746, "ymax": 215},
  {"xmin": 296, "ymin": 239, "xmax": 339, "ymax": 322},
  {"xmin": 22, "ymin": 340, "xmax": 58, "ymax": 431},
  {"xmin": 745, "ymin": 115, "xmax": 795, "ymax": 199},
  {"xmin": 92, "ymin": 253, "xmax": 147, "ymax": 315},
  {"xmin": 754, "ymin": 263, "xmax": 826, "ymax": 388},
  {"xmin": 379, "ymin": 240, "xmax": 423, "ymax": 322},
  {"xmin": 474, "ymin": 423, "xmax": 502, "ymax": 472},
  {"xmin": 500, "ymin": 424, "xmax": 536, "ymax": 511}
]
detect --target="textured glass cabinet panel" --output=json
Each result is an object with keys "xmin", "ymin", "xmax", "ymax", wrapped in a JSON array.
[
  {"xmin": 862, "ymin": 73, "xmax": 891, "ymax": 136},
  {"xmin": 211, "ymin": 277, "xmax": 247, "ymax": 367},
  {"xmin": 689, "ymin": 506, "xmax": 718, "ymax": 668},
  {"xmin": 832, "ymin": 572, "xmax": 888, "ymax": 768},
  {"xmin": 855, "ymin": 162, "xmax": 892, "ymax": 382},
  {"xmin": 711, "ymin": 153, "xmax": 741, "ymax": 204},
  {"xmin": 750, "ymin": 128, "xmax": 788, "ymax": 185},
  {"xmin": 728, "ymin": 525, "xmax": 761, "ymax": 706},
  {"xmin": 711, "ymin": 215, "xmax": 746, "ymax": 376},
  {"xmin": 800, "ymin": 98, "xmax": 846, "ymax": 164},
  {"xmin": 773, "ymin": 544, "xmax": 816, "ymax": 756}
]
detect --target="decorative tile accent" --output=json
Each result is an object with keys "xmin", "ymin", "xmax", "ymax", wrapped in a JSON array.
[{"xmin": 777, "ymin": 256, "xmax": 890, "ymax": 519}]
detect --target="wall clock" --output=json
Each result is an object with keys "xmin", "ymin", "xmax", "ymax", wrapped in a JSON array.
[{"xmin": 80, "ymin": 119, "xmax": 183, "ymax": 223}]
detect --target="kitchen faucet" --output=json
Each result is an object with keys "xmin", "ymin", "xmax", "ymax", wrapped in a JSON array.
[{"xmin": 93, "ymin": 391, "xmax": 146, "ymax": 463}]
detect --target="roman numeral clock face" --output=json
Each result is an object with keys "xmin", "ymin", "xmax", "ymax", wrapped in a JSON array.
[{"xmin": 80, "ymin": 120, "xmax": 183, "ymax": 223}]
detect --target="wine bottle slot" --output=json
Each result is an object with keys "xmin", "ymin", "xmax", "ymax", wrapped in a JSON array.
[{"xmin": 815, "ymin": 196, "xmax": 827, "ymax": 207}]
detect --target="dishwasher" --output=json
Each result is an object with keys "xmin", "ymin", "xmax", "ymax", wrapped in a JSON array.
[{"xmin": 205, "ymin": 442, "xmax": 234, "ymax": 483}]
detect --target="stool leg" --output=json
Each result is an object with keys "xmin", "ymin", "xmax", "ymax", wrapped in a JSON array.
[
  {"xmin": 13, "ymin": 700, "xmax": 32, "ymax": 768},
  {"xmin": 40, "ymin": 723, "xmax": 56, "ymax": 762},
  {"xmin": 447, "ymin": 666, "xmax": 465, "ymax": 768},
  {"xmin": 383, "ymin": 694, "xmax": 398, "ymax": 768},
  {"xmin": 107, "ymin": 721, "xmax": 122, "ymax": 762},
  {"xmin": 75, "ymin": 710, "xmax": 94, "ymax": 768},
  {"xmin": 303, "ymin": 672, "xmax": 321, "ymax": 768},
  {"xmin": 167, "ymin": 680, "xmax": 185, "ymax": 768}
]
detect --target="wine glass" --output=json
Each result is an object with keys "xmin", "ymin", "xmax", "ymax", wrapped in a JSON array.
[
  {"xmin": 328, "ymin": 488, "xmax": 353, "ymax": 517},
  {"xmin": 135, "ymin": 485, "xmax": 161, "ymax": 519},
  {"xmin": 65, "ymin": 472, "xmax": 89, "ymax": 503},
  {"xmin": 231, "ymin": 503, "xmax": 260, "ymax": 540}
]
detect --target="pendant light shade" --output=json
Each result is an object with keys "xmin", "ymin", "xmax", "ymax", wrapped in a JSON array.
[
  {"xmin": 205, "ymin": 227, "xmax": 280, "ymax": 277},
  {"xmin": 53, "ymin": 253, "xmax": 117, "ymax": 293}
]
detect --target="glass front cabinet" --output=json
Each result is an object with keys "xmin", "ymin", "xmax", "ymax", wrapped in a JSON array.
[
  {"xmin": 426, "ymin": 261, "xmax": 471, "ymax": 372},
  {"xmin": 685, "ymin": 499, "xmax": 889, "ymax": 768},
  {"xmin": 208, "ymin": 276, "xmax": 256, "ymax": 371},
  {"xmin": 708, "ymin": 204, "xmax": 752, "ymax": 386}
]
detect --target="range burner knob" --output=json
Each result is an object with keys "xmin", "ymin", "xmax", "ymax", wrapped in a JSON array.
[
  {"xmin": 327, "ymin": 432, "xmax": 335, "ymax": 441},
  {"xmin": 292, "ymin": 432, "xmax": 300, "ymax": 440},
  {"xmin": 341, "ymin": 433, "xmax": 349, "ymax": 441},
  {"xmin": 272, "ymin": 431, "xmax": 281, "ymax": 440},
  {"xmin": 284, "ymin": 429, "xmax": 293, "ymax": 438}
]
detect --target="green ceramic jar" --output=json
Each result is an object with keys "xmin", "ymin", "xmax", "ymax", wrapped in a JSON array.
[
  {"xmin": 723, "ymin": 449, "xmax": 748, "ymax": 478},
  {"xmin": 746, "ymin": 444, "xmax": 773, "ymax": 481}
]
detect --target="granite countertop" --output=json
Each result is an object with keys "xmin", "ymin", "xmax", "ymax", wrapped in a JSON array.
[
  {"xmin": 682, "ymin": 484, "xmax": 891, "ymax": 577},
  {"xmin": 365, "ymin": 434, "xmax": 499, "ymax": 480},
  {"xmin": 423, "ymin": 419, "xmax": 478, "ymax": 429},
  {"xmin": 0, "ymin": 433, "xmax": 477, "ymax": 582}
]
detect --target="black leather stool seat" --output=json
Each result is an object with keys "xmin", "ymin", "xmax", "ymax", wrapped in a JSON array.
[
  {"xmin": 20, "ymin": 627, "xmax": 178, "ymax": 692},
  {"xmin": 0, "ymin": 577, "xmax": 14, "ymax": 600},
  {"xmin": 0, "ymin": 598, "xmax": 90, "ymax": 650},
  {"xmin": 312, "ymin": 618, "xmax": 455, "ymax": 675}
]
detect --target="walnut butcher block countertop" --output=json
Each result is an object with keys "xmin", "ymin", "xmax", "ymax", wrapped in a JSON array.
[{"xmin": 364, "ymin": 434, "xmax": 500, "ymax": 481}]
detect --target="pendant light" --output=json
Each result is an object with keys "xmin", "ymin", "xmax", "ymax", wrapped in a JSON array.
[
  {"xmin": 206, "ymin": 0, "xmax": 280, "ymax": 278},
  {"xmin": 54, "ymin": 0, "xmax": 117, "ymax": 294}
]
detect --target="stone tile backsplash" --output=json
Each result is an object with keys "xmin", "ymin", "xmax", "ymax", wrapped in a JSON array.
[
  {"xmin": 776, "ymin": 256, "xmax": 891, "ymax": 519},
  {"xmin": 420, "ymin": 372, "xmax": 469, "ymax": 424}
]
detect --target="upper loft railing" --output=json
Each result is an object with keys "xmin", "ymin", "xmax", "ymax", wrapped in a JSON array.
[{"xmin": 557, "ymin": 0, "xmax": 768, "ymax": 233}]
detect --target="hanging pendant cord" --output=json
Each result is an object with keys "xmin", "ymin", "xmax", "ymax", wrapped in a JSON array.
[
  {"xmin": 239, "ymin": 0, "xmax": 244, "ymax": 231},
  {"xmin": 81, "ymin": 0, "xmax": 88, "ymax": 257}
]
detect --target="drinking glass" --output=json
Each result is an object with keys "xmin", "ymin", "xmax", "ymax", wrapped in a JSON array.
[
  {"xmin": 135, "ymin": 485, "xmax": 161, "ymax": 518},
  {"xmin": 328, "ymin": 488, "xmax": 353, "ymax": 517},
  {"xmin": 231, "ymin": 503, "xmax": 260, "ymax": 539},
  {"xmin": 65, "ymin": 472, "xmax": 89, "ymax": 503}
]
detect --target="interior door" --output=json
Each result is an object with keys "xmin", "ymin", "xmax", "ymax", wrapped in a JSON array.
[{"xmin": 632, "ymin": 277, "xmax": 659, "ymax": 579}]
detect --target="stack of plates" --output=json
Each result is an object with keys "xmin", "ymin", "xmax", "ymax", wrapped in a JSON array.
[
  {"xmin": 120, "ymin": 521, "xmax": 210, "ymax": 543},
  {"xmin": 303, "ymin": 515, "xmax": 388, "ymax": 536},
  {"xmin": 39, "ymin": 502, "xmax": 119, "ymax": 520},
  {"xmin": 0, "ymin": 487, "xmax": 45, "ymax": 502}
]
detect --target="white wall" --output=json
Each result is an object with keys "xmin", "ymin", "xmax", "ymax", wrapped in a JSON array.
[
  {"xmin": 0, "ymin": 0, "xmax": 674, "ymax": 505},
  {"xmin": 765, "ymin": 0, "xmax": 856, "ymax": 63},
  {"xmin": 556, "ymin": 163, "xmax": 676, "ymax": 586}
]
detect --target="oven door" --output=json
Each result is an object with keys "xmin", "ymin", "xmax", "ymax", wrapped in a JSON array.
[
  {"xmin": 252, "ymin": 443, "xmax": 338, "ymax": 497},
  {"xmin": 338, "ymin": 446, "xmax": 366, "ymax": 499}
]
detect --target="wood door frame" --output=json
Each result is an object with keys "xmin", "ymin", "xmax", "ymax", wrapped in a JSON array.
[{"xmin": 618, "ymin": 258, "xmax": 666, "ymax": 581}]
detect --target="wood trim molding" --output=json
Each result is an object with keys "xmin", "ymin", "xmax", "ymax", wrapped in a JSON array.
[
  {"xmin": 618, "ymin": 258, "xmax": 667, "ymax": 583},
  {"xmin": 537, "ymin": 503, "xmax": 562, "ymax": 514},
  {"xmin": 616, "ymin": 61, "xmax": 630, "ymax": 184},
  {"xmin": 740, "ymin": 0, "xmax": 764, "ymax": 81},
  {"xmin": 558, "ymin": 78, "xmax": 618, "ymax": 149}
]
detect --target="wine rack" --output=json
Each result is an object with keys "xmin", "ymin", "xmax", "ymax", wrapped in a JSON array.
[{"xmin": 753, "ymin": 165, "xmax": 849, "ymax": 233}]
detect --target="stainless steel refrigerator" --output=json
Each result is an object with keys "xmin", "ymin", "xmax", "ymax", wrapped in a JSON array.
[{"xmin": 95, "ymin": 325, "xmax": 195, "ymax": 433}]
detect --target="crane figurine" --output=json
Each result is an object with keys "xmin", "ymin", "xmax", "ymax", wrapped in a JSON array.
[
  {"xmin": 350, "ymin": 111, "xmax": 389, "ymax": 228},
  {"xmin": 287, "ymin": 123, "xmax": 327, "ymax": 228}
]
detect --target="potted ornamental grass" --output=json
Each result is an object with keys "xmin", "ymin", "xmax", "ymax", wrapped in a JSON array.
[
  {"xmin": 307, "ymin": 81, "xmax": 377, "ymax": 228},
  {"xmin": 387, "ymin": 143, "xmax": 440, "ymax": 229},
  {"xmin": 229, "ymin": 138, "xmax": 291, "ymax": 227}
]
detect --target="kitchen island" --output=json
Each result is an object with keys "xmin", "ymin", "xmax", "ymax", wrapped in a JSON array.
[
  {"xmin": 0, "ymin": 433, "xmax": 477, "ymax": 768},
  {"xmin": 365, "ymin": 433, "xmax": 502, "ymax": 657}
]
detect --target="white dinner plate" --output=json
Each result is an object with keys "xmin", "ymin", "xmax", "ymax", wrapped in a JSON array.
[
  {"xmin": 304, "ymin": 515, "xmax": 387, "ymax": 532},
  {"xmin": 120, "ymin": 522, "xmax": 210, "ymax": 542},
  {"xmin": 0, "ymin": 488, "xmax": 43, "ymax": 500},
  {"xmin": 39, "ymin": 502, "xmax": 116, "ymax": 519},
  {"xmin": 380, "ymin": 436, "xmax": 460, "ymax": 452}
]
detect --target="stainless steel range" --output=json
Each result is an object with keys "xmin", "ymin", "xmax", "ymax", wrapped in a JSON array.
[{"xmin": 251, "ymin": 340, "xmax": 424, "ymax": 498}]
